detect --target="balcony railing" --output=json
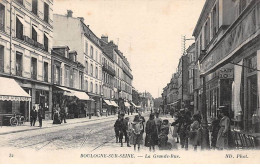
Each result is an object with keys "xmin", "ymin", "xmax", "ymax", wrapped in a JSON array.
[
  {"xmin": 102, "ymin": 65, "xmax": 116, "ymax": 76},
  {"xmin": 23, "ymin": 35, "xmax": 45, "ymax": 51},
  {"xmin": 31, "ymin": 73, "xmax": 37, "ymax": 80},
  {"xmin": 122, "ymin": 67, "xmax": 133, "ymax": 79}
]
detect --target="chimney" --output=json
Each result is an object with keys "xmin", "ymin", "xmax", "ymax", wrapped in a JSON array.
[
  {"xmin": 78, "ymin": 17, "xmax": 84, "ymax": 22},
  {"xmin": 67, "ymin": 10, "xmax": 73, "ymax": 17},
  {"xmin": 101, "ymin": 35, "xmax": 108, "ymax": 43}
]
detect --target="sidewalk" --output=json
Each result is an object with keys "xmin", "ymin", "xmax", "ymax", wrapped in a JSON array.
[{"xmin": 0, "ymin": 114, "xmax": 117, "ymax": 135}]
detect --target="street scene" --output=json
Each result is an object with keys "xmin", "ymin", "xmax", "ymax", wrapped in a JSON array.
[{"xmin": 0, "ymin": 0, "xmax": 260, "ymax": 164}]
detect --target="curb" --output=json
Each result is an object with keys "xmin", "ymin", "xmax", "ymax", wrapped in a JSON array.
[{"xmin": 0, "ymin": 115, "xmax": 117, "ymax": 135}]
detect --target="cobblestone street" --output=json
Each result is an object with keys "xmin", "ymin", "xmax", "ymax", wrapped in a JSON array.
[{"xmin": 0, "ymin": 112, "xmax": 180, "ymax": 153}]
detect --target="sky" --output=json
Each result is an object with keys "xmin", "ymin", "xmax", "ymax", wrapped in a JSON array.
[{"xmin": 53, "ymin": 0, "xmax": 206, "ymax": 98}]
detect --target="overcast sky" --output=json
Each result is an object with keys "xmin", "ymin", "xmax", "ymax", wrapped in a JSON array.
[{"xmin": 53, "ymin": 0, "xmax": 205, "ymax": 98}]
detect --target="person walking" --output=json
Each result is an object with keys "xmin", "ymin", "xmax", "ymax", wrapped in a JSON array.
[
  {"xmin": 138, "ymin": 111, "xmax": 146, "ymax": 140},
  {"xmin": 60, "ymin": 103, "xmax": 67, "ymax": 123},
  {"xmin": 154, "ymin": 112, "xmax": 162, "ymax": 145},
  {"xmin": 131, "ymin": 115, "xmax": 143, "ymax": 151},
  {"xmin": 53, "ymin": 104, "xmax": 61, "ymax": 124},
  {"xmin": 38, "ymin": 105, "xmax": 44, "ymax": 128},
  {"xmin": 119, "ymin": 114, "xmax": 131, "ymax": 147},
  {"xmin": 114, "ymin": 115, "xmax": 121, "ymax": 143},
  {"xmin": 30, "ymin": 106, "xmax": 37, "ymax": 126},
  {"xmin": 189, "ymin": 114, "xmax": 201, "ymax": 151},
  {"xmin": 211, "ymin": 113, "xmax": 221, "ymax": 149},
  {"xmin": 216, "ymin": 108, "xmax": 231, "ymax": 150},
  {"xmin": 145, "ymin": 113, "xmax": 157, "ymax": 151}
]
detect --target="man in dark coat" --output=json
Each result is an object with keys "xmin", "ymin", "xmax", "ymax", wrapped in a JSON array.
[
  {"xmin": 114, "ymin": 115, "xmax": 121, "ymax": 143},
  {"xmin": 31, "ymin": 106, "xmax": 37, "ymax": 126},
  {"xmin": 38, "ymin": 105, "xmax": 44, "ymax": 127},
  {"xmin": 119, "ymin": 114, "xmax": 131, "ymax": 147},
  {"xmin": 60, "ymin": 103, "xmax": 67, "ymax": 123},
  {"xmin": 145, "ymin": 113, "xmax": 157, "ymax": 151}
]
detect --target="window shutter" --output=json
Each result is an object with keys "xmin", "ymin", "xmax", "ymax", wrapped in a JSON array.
[
  {"xmin": 53, "ymin": 65, "xmax": 56, "ymax": 84},
  {"xmin": 60, "ymin": 68, "xmax": 62, "ymax": 85}
]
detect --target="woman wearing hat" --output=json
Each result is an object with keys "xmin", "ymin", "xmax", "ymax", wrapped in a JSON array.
[{"xmin": 216, "ymin": 107, "xmax": 231, "ymax": 150}]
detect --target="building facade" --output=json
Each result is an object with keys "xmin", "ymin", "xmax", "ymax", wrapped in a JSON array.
[
  {"xmin": 193, "ymin": 0, "xmax": 260, "ymax": 134},
  {"xmin": 53, "ymin": 11, "xmax": 103, "ymax": 115},
  {"xmin": 0, "ymin": 0, "xmax": 53, "ymax": 120}
]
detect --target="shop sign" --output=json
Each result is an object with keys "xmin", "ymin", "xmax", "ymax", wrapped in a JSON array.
[
  {"xmin": 219, "ymin": 68, "xmax": 233, "ymax": 79},
  {"xmin": 200, "ymin": 4, "xmax": 259, "ymax": 74}
]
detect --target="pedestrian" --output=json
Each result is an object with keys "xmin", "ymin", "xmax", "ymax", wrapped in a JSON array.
[
  {"xmin": 211, "ymin": 113, "xmax": 221, "ymax": 149},
  {"xmin": 131, "ymin": 115, "xmax": 143, "ymax": 151},
  {"xmin": 154, "ymin": 112, "xmax": 162, "ymax": 145},
  {"xmin": 53, "ymin": 104, "xmax": 61, "ymax": 124},
  {"xmin": 114, "ymin": 115, "xmax": 121, "ymax": 143},
  {"xmin": 145, "ymin": 113, "xmax": 157, "ymax": 151},
  {"xmin": 60, "ymin": 103, "xmax": 67, "ymax": 123},
  {"xmin": 216, "ymin": 107, "xmax": 231, "ymax": 150},
  {"xmin": 158, "ymin": 119, "xmax": 171, "ymax": 150},
  {"xmin": 30, "ymin": 106, "xmax": 37, "ymax": 126},
  {"xmin": 189, "ymin": 114, "xmax": 201, "ymax": 151},
  {"xmin": 38, "ymin": 105, "xmax": 44, "ymax": 128},
  {"xmin": 119, "ymin": 114, "xmax": 131, "ymax": 147},
  {"xmin": 171, "ymin": 110, "xmax": 184, "ymax": 143}
]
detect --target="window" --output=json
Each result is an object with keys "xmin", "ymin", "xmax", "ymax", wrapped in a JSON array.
[
  {"xmin": 212, "ymin": 5, "xmax": 218, "ymax": 36},
  {"xmin": 95, "ymin": 84, "xmax": 98, "ymax": 94},
  {"xmin": 44, "ymin": 62, "xmax": 48, "ymax": 82},
  {"xmin": 16, "ymin": 0, "xmax": 23, "ymax": 5},
  {"xmin": 0, "ymin": 45, "xmax": 4, "ymax": 72},
  {"xmin": 32, "ymin": 0, "xmax": 38, "ymax": 16},
  {"xmin": 16, "ymin": 52, "xmax": 23, "ymax": 76},
  {"xmin": 54, "ymin": 65, "xmax": 60, "ymax": 84},
  {"xmin": 204, "ymin": 19, "xmax": 210, "ymax": 48},
  {"xmin": 90, "ymin": 64, "xmax": 93, "ymax": 76},
  {"xmin": 95, "ymin": 67, "xmax": 98, "ymax": 78},
  {"xmin": 65, "ymin": 67, "xmax": 70, "ymax": 87},
  {"xmin": 73, "ymin": 69, "xmax": 77, "ymax": 88},
  {"xmin": 95, "ymin": 50, "xmax": 98, "ymax": 61},
  {"xmin": 90, "ymin": 82, "xmax": 93, "ymax": 93},
  {"xmin": 70, "ymin": 69, "xmax": 73, "ymax": 87},
  {"xmin": 16, "ymin": 17, "xmax": 23, "ymax": 40},
  {"xmin": 90, "ymin": 46, "xmax": 93, "ymax": 58},
  {"xmin": 31, "ymin": 57, "xmax": 37, "ymax": 80},
  {"xmin": 44, "ymin": 2, "xmax": 49, "ymax": 23},
  {"xmin": 0, "ymin": 4, "xmax": 5, "ymax": 31},
  {"xmin": 32, "ymin": 26, "xmax": 37, "ymax": 42},
  {"xmin": 79, "ymin": 72, "xmax": 83, "ymax": 90},
  {"xmin": 100, "ymin": 85, "xmax": 101, "ymax": 95},
  {"xmin": 44, "ymin": 34, "xmax": 48, "ymax": 52},
  {"xmin": 85, "ymin": 80, "xmax": 88, "ymax": 92},
  {"xmin": 85, "ymin": 41, "xmax": 88, "ymax": 54},
  {"xmin": 85, "ymin": 61, "xmax": 88, "ymax": 74}
]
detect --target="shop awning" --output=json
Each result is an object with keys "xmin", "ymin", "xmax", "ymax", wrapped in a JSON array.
[
  {"xmin": 136, "ymin": 105, "xmax": 141, "ymax": 108},
  {"xmin": 0, "ymin": 77, "xmax": 31, "ymax": 101},
  {"xmin": 124, "ymin": 102, "xmax": 131, "ymax": 107},
  {"xmin": 110, "ymin": 100, "xmax": 119, "ymax": 107},
  {"xmin": 70, "ymin": 90, "xmax": 90, "ymax": 100},
  {"xmin": 104, "ymin": 99, "xmax": 112, "ymax": 106},
  {"xmin": 55, "ymin": 86, "xmax": 90, "ymax": 100},
  {"xmin": 168, "ymin": 101, "xmax": 178, "ymax": 106},
  {"xmin": 131, "ymin": 102, "xmax": 137, "ymax": 107}
]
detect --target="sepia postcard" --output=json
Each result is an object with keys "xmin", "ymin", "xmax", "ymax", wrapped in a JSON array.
[{"xmin": 0, "ymin": 0, "xmax": 260, "ymax": 164}]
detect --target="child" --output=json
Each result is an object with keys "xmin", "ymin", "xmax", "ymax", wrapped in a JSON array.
[{"xmin": 131, "ymin": 115, "xmax": 143, "ymax": 151}]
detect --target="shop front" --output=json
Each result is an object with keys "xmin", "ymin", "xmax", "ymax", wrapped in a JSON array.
[
  {"xmin": 88, "ymin": 93, "xmax": 102, "ymax": 116},
  {"xmin": 0, "ymin": 77, "xmax": 31, "ymax": 126}
]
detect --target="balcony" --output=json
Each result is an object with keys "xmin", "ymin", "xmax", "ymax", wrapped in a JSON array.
[
  {"xmin": 102, "ymin": 64, "xmax": 116, "ymax": 76},
  {"xmin": 122, "ymin": 67, "xmax": 133, "ymax": 79},
  {"xmin": 23, "ymin": 36, "xmax": 45, "ymax": 51}
]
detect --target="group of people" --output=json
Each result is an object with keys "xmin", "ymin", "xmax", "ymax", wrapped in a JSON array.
[
  {"xmin": 53, "ymin": 104, "xmax": 67, "ymax": 124},
  {"xmin": 171, "ymin": 107, "xmax": 232, "ymax": 151},
  {"xmin": 114, "ymin": 111, "xmax": 171, "ymax": 151},
  {"xmin": 114, "ymin": 106, "xmax": 232, "ymax": 151},
  {"xmin": 30, "ymin": 105, "xmax": 44, "ymax": 127}
]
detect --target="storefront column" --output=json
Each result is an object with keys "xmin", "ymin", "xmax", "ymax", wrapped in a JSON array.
[
  {"xmin": 47, "ymin": 86, "xmax": 52, "ymax": 120},
  {"xmin": 201, "ymin": 75, "xmax": 210, "ymax": 149}
]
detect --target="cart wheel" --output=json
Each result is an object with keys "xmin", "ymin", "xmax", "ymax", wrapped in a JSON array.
[{"xmin": 10, "ymin": 117, "xmax": 18, "ymax": 126}]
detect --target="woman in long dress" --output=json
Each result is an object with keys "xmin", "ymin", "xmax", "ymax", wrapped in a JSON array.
[
  {"xmin": 216, "ymin": 108, "xmax": 230, "ymax": 150},
  {"xmin": 189, "ymin": 114, "xmax": 201, "ymax": 151},
  {"xmin": 145, "ymin": 113, "xmax": 157, "ymax": 151}
]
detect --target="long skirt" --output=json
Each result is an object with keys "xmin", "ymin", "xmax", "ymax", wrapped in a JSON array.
[
  {"xmin": 145, "ymin": 133, "xmax": 157, "ymax": 147},
  {"xmin": 216, "ymin": 127, "xmax": 229, "ymax": 149}
]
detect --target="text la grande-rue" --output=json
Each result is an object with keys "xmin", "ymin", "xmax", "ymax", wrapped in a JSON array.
[{"xmin": 145, "ymin": 154, "xmax": 180, "ymax": 159}]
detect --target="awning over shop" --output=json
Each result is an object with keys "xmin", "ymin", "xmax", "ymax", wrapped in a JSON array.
[
  {"xmin": 110, "ymin": 100, "xmax": 119, "ymax": 107},
  {"xmin": 131, "ymin": 102, "xmax": 137, "ymax": 107},
  {"xmin": 104, "ymin": 99, "xmax": 112, "ymax": 106},
  {"xmin": 0, "ymin": 77, "xmax": 31, "ymax": 101},
  {"xmin": 136, "ymin": 105, "xmax": 141, "ymax": 108},
  {"xmin": 55, "ymin": 86, "xmax": 90, "ymax": 100},
  {"xmin": 168, "ymin": 101, "xmax": 178, "ymax": 106},
  {"xmin": 124, "ymin": 102, "xmax": 131, "ymax": 107}
]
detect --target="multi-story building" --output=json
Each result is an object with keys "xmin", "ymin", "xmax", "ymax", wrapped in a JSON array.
[
  {"xmin": 100, "ymin": 37, "xmax": 133, "ymax": 112},
  {"xmin": 193, "ymin": 0, "xmax": 260, "ymax": 134},
  {"xmin": 53, "ymin": 11, "xmax": 103, "ymax": 115},
  {"xmin": 187, "ymin": 43, "xmax": 196, "ymax": 113},
  {"xmin": 51, "ymin": 46, "xmax": 90, "ymax": 118},
  {"xmin": 0, "ymin": 0, "xmax": 53, "ymax": 121},
  {"xmin": 100, "ymin": 36, "xmax": 117, "ymax": 114}
]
